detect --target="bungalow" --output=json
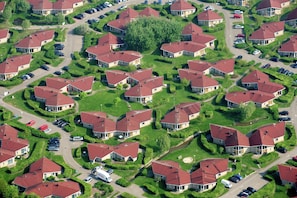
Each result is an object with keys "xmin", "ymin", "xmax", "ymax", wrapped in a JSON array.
[
  {"xmin": 178, "ymin": 69, "xmax": 219, "ymax": 94},
  {"xmin": 124, "ymin": 76, "xmax": 163, "ymax": 104},
  {"xmin": 98, "ymin": 33, "xmax": 124, "ymax": 49},
  {"xmin": 13, "ymin": 157, "xmax": 62, "ymax": 191},
  {"xmin": 0, "ymin": 54, "xmax": 32, "ymax": 81},
  {"xmin": 285, "ymin": 8, "xmax": 297, "ymax": 27},
  {"xmin": 188, "ymin": 59, "xmax": 235, "ymax": 76},
  {"xmin": 170, "ymin": 0, "xmax": 196, "ymax": 18},
  {"xmin": 161, "ymin": 41, "xmax": 206, "ymax": 58},
  {"xmin": 96, "ymin": 51, "xmax": 142, "ymax": 68},
  {"xmin": 87, "ymin": 142, "xmax": 139, "ymax": 162},
  {"xmin": 249, "ymin": 21, "xmax": 284, "ymax": 45},
  {"xmin": 278, "ymin": 164, "xmax": 297, "ymax": 188},
  {"xmin": 15, "ymin": 30, "xmax": 55, "ymax": 53},
  {"xmin": 210, "ymin": 124, "xmax": 250, "ymax": 156},
  {"xmin": 0, "ymin": 124, "xmax": 30, "ymax": 168},
  {"xmin": 0, "ymin": 1, "xmax": 6, "ymax": 13},
  {"xmin": 225, "ymin": 91, "xmax": 275, "ymax": 108},
  {"xmin": 181, "ymin": 23, "xmax": 203, "ymax": 40},
  {"xmin": 0, "ymin": 29, "xmax": 9, "ymax": 44},
  {"xmin": 34, "ymin": 86, "xmax": 75, "ymax": 112},
  {"xmin": 278, "ymin": 35, "xmax": 297, "ymax": 57},
  {"xmin": 28, "ymin": 0, "xmax": 84, "ymax": 15},
  {"xmin": 256, "ymin": 0, "xmax": 290, "ymax": 17},
  {"xmin": 191, "ymin": 33, "xmax": 216, "ymax": 48},
  {"xmin": 139, "ymin": 7, "xmax": 160, "ymax": 17},
  {"xmin": 161, "ymin": 102, "xmax": 200, "ymax": 131},
  {"xmin": 227, "ymin": 0, "xmax": 249, "ymax": 6},
  {"xmin": 152, "ymin": 158, "xmax": 229, "ymax": 192},
  {"xmin": 241, "ymin": 70, "xmax": 285, "ymax": 97},
  {"xmin": 197, "ymin": 10, "xmax": 223, "ymax": 27}
]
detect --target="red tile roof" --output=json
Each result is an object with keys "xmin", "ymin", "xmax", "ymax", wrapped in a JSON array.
[
  {"xmin": 97, "ymin": 51, "xmax": 142, "ymax": 64},
  {"xmin": 170, "ymin": 0, "xmax": 196, "ymax": 11},
  {"xmin": 30, "ymin": 157, "xmax": 61, "ymax": 173},
  {"xmin": 0, "ymin": 29, "xmax": 9, "ymax": 40},
  {"xmin": 192, "ymin": 75, "xmax": 219, "ymax": 88},
  {"xmin": 25, "ymin": 181, "xmax": 81, "ymax": 198},
  {"xmin": 225, "ymin": 130, "xmax": 250, "ymax": 147},
  {"xmin": 46, "ymin": 77, "xmax": 69, "ymax": 90},
  {"xmin": 210, "ymin": 124, "xmax": 240, "ymax": 142},
  {"xmin": 28, "ymin": 0, "xmax": 83, "ymax": 10},
  {"xmin": 249, "ymin": 129, "xmax": 275, "ymax": 146},
  {"xmin": 286, "ymin": 8, "xmax": 297, "ymax": 20},
  {"xmin": 213, "ymin": 59, "xmax": 235, "ymax": 74},
  {"xmin": 278, "ymin": 164, "xmax": 297, "ymax": 183},
  {"xmin": 191, "ymin": 33, "xmax": 216, "ymax": 45},
  {"xmin": 197, "ymin": 10, "xmax": 222, "ymax": 21},
  {"xmin": 139, "ymin": 7, "xmax": 160, "ymax": 17},
  {"xmin": 119, "ymin": 7, "xmax": 139, "ymax": 19},
  {"xmin": 0, "ymin": 149, "xmax": 15, "ymax": 164},
  {"xmin": 249, "ymin": 21, "xmax": 284, "ymax": 40},
  {"xmin": 0, "ymin": 1, "xmax": 6, "ymax": 12},
  {"xmin": 93, "ymin": 117, "xmax": 116, "ymax": 133},
  {"xmin": 178, "ymin": 69, "xmax": 203, "ymax": 80},
  {"xmin": 0, "ymin": 124, "xmax": 18, "ymax": 139},
  {"xmin": 98, "ymin": 33, "xmax": 124, "ymax": 46},
  {"xmin": 87, "ymin": 142, "xmax": 139, "ymax": 160},
  {"xmin": 116, "ymin": 117, "xmax": 140, "ymax": 131},
  {"xmin": 279, "ymin": 35, "xmax": 297, "ymax": 53},
  {"xmin": 0, "ymin": 54, "xmax": 32, "ymax": 74},
  {"xmin": 16, "ymin": 30, "xmax": 54, "ymax": 48},
  {"xmin": 106, "ymin": 70, "xmax": 128, "ymax": 86},
  {"xmin": 176, "ymin": 102, "xmax": 201, "ymax": 116},
  {"xmin": 125, "ymin": 109, "xmax": 152, "ymax": 124},
  {"xmin": 107, "ymin": 18, "xmax": 131, "ymax": 31},
  {"xmin": 257, "ymin": 81, "xmax": 284, "ymax": 94},
  {"xmin": 13, "ymin": 171, "xmax": 43, "ymax": 189},
  {"xmin": 257, "ymin": 0, "xmax": 288, "ymax": 10},
  {"xmin": 80, "ymin": 111, "xmax": 107, "ymax": 125},
  {"xmin": 257, "ymin": 122, "xmax": 285, "ymax": 139},
  {"xmin": 225, "ymin": 91, "xmax": 275, "ymax": 105},
  {"xmin": 188, "ymin": 60, "xmax": 212, "ymax": 72},
  {"xmin": 34, "ymin": 86, "xmax": 74, "ymax": 106},
  {"xmin": 200, "ymin": 158, "xmax": 229, "ymax": 175},
  {"xmin": 86, "ymin": 44, "xmax": 111, "ymax": 57},
  {"xmin": 241, "ymin": 70, "xmax": 269, "ymax": 84},
  {"xmin": 46, "ymin": 76, "xmax": 94, "ymax": 92},
  {"xmin": 161, "ymin": 41, "xmax": 206, "ymax": 53},
  {"xmin": 191, "ymin": 168, "xmax": 216, "ymax": 184},
  {"xmin": 129, "ymin": 68, "xmax": 152, "ymax": 82},
  {"xmin": 182, "ymin": 23, "xmax": 203, "ymax": 35},
  {"xmin": 125, "ymin": 76, "xmax": 163, "ymax": 97}
]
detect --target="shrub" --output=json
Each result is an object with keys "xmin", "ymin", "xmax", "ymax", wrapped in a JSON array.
[
  {"xmin": 200, "ymin": 133, "xmax": 217, "ymax": 154},
  {"xmin": 94, "ymin": 182, "xmax": 113, "ymax": 194},
  {"xmin": 143, "ymin": 183, "xmax": 158, "ymax": 195},
  {"xmin": 120, "ymin": 192, "xmax": 137, "ymax": 198},
  {"xmin": 144, "ymin": 147, "xmax": 153, "ymax": 164},
  {"xmin": 116, "ymin": 178, "xmax": 131, "ymax": 187},
  {"xmin": 169, "ymin": 84, "xmax": 176, "ymax": 93}
]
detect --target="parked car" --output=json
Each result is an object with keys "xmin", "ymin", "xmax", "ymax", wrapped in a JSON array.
[
  {"xmin": 39, "ymin": 124, "xmax": 48, "ymax": 131},
  {"xmin": 44, "ymin": 128, "xmax": 52, "ymax": 133},
  {"xmin": 278, "ymin": 67, "xmax": 285, "ymax": 73},
  {"xmin": 70, "ymin": 136, "xmax": 84, "ymax": 141},
  {"xmin": 234, "ymin": 13, "xmax": 242, "ymax": 18},
  {"xmin": 238, "ymin": 191, "xmax": 249, "ymax": 197},
  {"xmin": 291, "ymin": 63, "xmax": 297, "ymax": 68},
  {"xmin": 292, "ymin": 156, "xmax": 297, "ymax": 162},
  {"xmin": 277, "ymin": 147, "xmax": 287, "ymax": 153},
  {"xmin": 233, "ymin": 174, "xmax": 243, "ymax": 180},
  {"xmin": 243, "ymin": 189, "xmax": 252, "ymax": 195},
  {"xmin": 26, "ymin": 120, "xmax": 36, "ymax": 126},
  {"xmin": 85, "ymin": 9, "xmax": 95, "ymax": 14},
  {"xmin": 99, "ymin": 15, "xmax": 106, "ymax": 19},
  {"xmin": 74, "ymin": 14, "xmax": 85, "ymax": 19},
  {"xmin": 47, "ymin": 146, "xmax": 59, "ymax": 151},
  {"xmin": 54, "ymin": 43, "xmax": 64, "ymax": 50},
  {"xmin": 55, "ymin": 51, "xmax": 64, "ymax": 56},
  {"xmin": 236, "ymin": 34, "xmax": 245, "ymax": 38},
  {"xmin": 278, "ymin": 117, "xmax": 291, "ymax": 122},
  {"xmin": 234, "ymin": 10, "xmax": 243, "ymax": 14},
  {"xmin": 229, "ymin": 176, "xmax": 239, "ymax": 183},
  {"xmin": 247, "ymin": 187, "xmax": 256, "ymax": 193},
  {"xmin": 84, "ymin": 176, "xmax": 93, "ymax": 183},
  {"xmin": 107, "ymin": 169, "xmax": 113, "ymax": 174},
  {"xmin": 204, "ymin": 6, "xmax": 214, "ymax": 11},
  {"xmin": 119, "ymin": 5, "xmax": 127, "ymax": 10},
  {"xmin": 28, "ymin": 73, "xmax": 35, "ymax": 78},
  {"xmin": 62, "ymin": 66, "xmax": 69, "ymax": 71},
  {"xmin": 262, "ymin": 63, "xmax": 271, "ymax": 69},
  {"xmin": 279, "ymin": 111, "xmax": 289, "ymax": 116},
  {"xmin": 233, "ymin": 24, "xmax": 244, "ymax": 29},
  {"xmin": 234, "ymin": 38, "xmax": 245, "ymax": 45},
  {"xmin": 41, "ymin": 64, "xmax": 49, "ymax": 71},
  {"xmin": 270, "ymin": 57, "xmax": 279, "ymax": 62},
  {"xmin": 236, "ymin": 55, "xmax": 243, "ymax": 60},
  {"xmin": 54, "ymin": 70, "xmax": 62, "ymax": 75},
  {"xmin": 252, "ymin": 49, "xmax": 261, "ymax": 55}
]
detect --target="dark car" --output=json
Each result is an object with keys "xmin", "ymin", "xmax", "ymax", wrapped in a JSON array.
[
  {"xmin": 243, "ymin": 189, "xmax": 252, "ymax": 195},
  {"xmin": 229, "ymin": 176, "xmax": 239, "ymax": 183},
  {"xmin": 55, "ymin": 51, "xmax": 64, "ymax": 56},
  {"xmin": 279, "ymin": 111, "xmax": 289, "ymax": 116},
  {"xmin": 278, "ymin": 68, "xmax": 285, "ymax": 73},
  {"xmin": 62, "ymin": 66, "xmax": 69, "ymax": 71},
  {"xmin": 99, "ymin": 15, "xmax": 106, "ymax": 19},
  {"xmin": 74, "ymin": 14, "xmax": 85, "ymax": 19},
  {"xmin": 278, "ymin": 117, "xmax": 291, "ymax": 122},
  {"xmin": 40, "ymin": 64, "xmax": 49, "ymax": 71},
  {"xmin": 277, "ymin": 147, "xmax": 287, "ymax": 153},
  {"xmin": 262, "ymin": 63, "xmax": 271, "ymax": 69},
  {"xmin": 107, "ymin": 169, "xmax": 113, "ymax": 174},
  {"xmin": 236, "ymin": 55, "xmax": 243, "ymax": 60},
  {"xmin": 270, "ymin": 57, "xmax": 279, "ymax": 62},
  {"xmin": 54, "ymin": 71, "xmax": 62, "ymax": 75},
  {"xmin": 291, "ymin": 63, "xmax": 297, "ymax": 68},
  {"xmin": 27, "ymin": 73, "xmax": 35, "ymax": 78},
  {"xmin": 85, "ymin": 9, "xmax": 94, "ymax": 14},
  {"xmin": 233, "ymin": 174, "xmax": 243, "ymax": 180},
  {"xmin": 247, "ymin": 187, "xmax": 256, "ymax": 193},
  {"xmin": 54, "ymin": 43, "xmax": 64, "ymax": 50},
  {"xmin": 238, "ymin": 191, "xmax": 249, "ymax": 197}
]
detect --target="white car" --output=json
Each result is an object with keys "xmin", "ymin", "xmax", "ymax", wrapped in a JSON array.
[
  {"xmin": 234, "ymin": 39, "xmax": 245, "ymax": 45},
  {"xmin": 252, "ymin": 49, "xmax": 261, "ymax": 55},
  {"xmin": 104, "ymin": 2, "xmax": 112, "ymax": 7},
  {"xmin": 84, "ymin": 176, "xmax": 92, "ymax": 183},
  {"xmin": 44, "ymin": 128, "xmax": 52, "ymax": 133},
  {"xmin": 204, "ymin": 6, "xmax": 214, "ymax": 11},
  {"xmin": 233, "ymin": 24, "xmax": 244, "ymax": 29},
  {"xmin": 234, "ymin": 10, "xmax": 243, "ymax": 14}
]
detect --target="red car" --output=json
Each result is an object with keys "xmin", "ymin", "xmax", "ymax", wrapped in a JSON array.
[
  {"xmin": 234, "ymin": 13, "xmax": 242, "ymax": 18},
  {"xmin": 293, "ymin": 156, "xmax": 297, "ymax": 162},
  {"xmin": 26, "ymin": 120, "xmax": 36, "ymax": 126},
  {"xmin": 237, "ymin": 34, "xmax": 245, "ymax": 38},
  {"xmin": 39, "ymin": 124, "xmax": 48, "ymax": 131}
]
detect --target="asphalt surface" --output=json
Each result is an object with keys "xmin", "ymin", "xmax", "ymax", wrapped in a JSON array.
[{"xmin": 1, "ymin": 1, "xmax": 297, "ymax": 198}]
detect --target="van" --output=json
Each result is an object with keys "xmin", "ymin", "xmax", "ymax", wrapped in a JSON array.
[
  {"xmin": 71, "ymin": 136, "xmax": 84, "ymax": 141},
  {"xmin": 94, "ymin": 169, "xmax": 112, "ymax": 183},
  {"xmin": 221, "ymin": 179, "xmax": 232, "ymax": 188}
]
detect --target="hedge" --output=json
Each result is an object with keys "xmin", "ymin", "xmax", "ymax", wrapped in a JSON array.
[
  {"xmin": 94, "ymin": 182, "xmax": 113, "ymax": 198},
  {"xmin": 143, "ymin": 183, "xmax": 158, "ymax": 195},
  {"xmin": 105, "ymin": 162, "xmax": 140, "ymax": 170},
  {"xmin": 143, "ymin": 147, "xmax": 153, "ymax": 164},
  {"xmin": 120, "ymin": 192, "xmax": 137, "ymax": 198},
  {"xmin": 70, "ymin": 177, "xmax": 92, "ymax": 198},
  {"xmin": 199, "ymin": 133, "xmax": 217, "ymax": 154},
  {"xmin": 115, "ymin": 178, "xmax": 131, "ymax": 187}
]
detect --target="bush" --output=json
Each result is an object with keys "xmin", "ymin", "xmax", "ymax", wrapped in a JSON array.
[
  {"xmin": 200, "ymin": 133, "xmax": 217, "ymax": 154},
  {"xmin": 144, "ymin": 147, "xmax": 153, "ymax": 164},
  {"xmin": 120, "ymin": 192, "xmax": 137, "ymax": 198},
  {"xmin": 169, "ymin": 84, "xmax": 176, "ymax": 93},
  {"xmin": 116, "ymin": 178, "xmax": 131, "ymax": 187},
  {"xmin": 143, "ymin": 183, "xmax": 158, "ymax": 195}
]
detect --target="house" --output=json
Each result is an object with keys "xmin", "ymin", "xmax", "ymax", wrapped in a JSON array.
[
  {"xmin": 139, "ymin": 7, "xmax": 160, "ymax": 17},
  {"xmin": 227, "ymin": 0, "xmax": 248, "ymax": 6},
  {"xmin": 188, "ymin": 59, "xmax": 235, "ymax": 76},
  {"xmin": 197, "ymin": 10, "xmax": 223, "ymax": 27},
  {"xmin": 0, "ymin": 54, "xmax": 32, "ymax": 80},
  {"xmin": 34, "ymin": 86, "xmax": 75, "ymax": 112},
  {"xmin": 241, "ymin": 70, "xmax": 285, "ymax": 97},
  {"xmin": 170, "ymin": 0, "xmax": 196, "ymax": 18},
  {"xmin": 161, "ymin": 102, "xmax": 200, "ymax": 131},
  {"xmin": 98, "ymin": 32, "xmax": 125, "ymax": 50},
  {"xmin": 191, "ymin": 33, "xmax": 216, "ymax": 48},
  {"xmin": 256, "ymin": 0, "xmax": 290, "ymax": 17},
  {"xmin": 249, "ymin": 21, "xmax": 284, "ymax": 45},
  {"xmin": 225, "ymin": 91, "xmax": 275, "ymax": 108},
  {"xmin": 28, "ymin": 0, "xmax": 84, "ymax": 15},
  {"xmin": 0, "ymin": 1, "xmax": 6, "ymax": 13},
  {"xmin": 0, "ymin": 29, "xmax": 9, "ymax": 44},
  {"xmin": 80, "ymin": 112, "xmax": 116, "ymax": 139},
  {"xmin": 249, "ymin": 122, "xmax": 285, "ymax": 154},
  {"xmin": 15, "ymin": 30, "xmax": 55, "ymax": 53},
  {"xmin": 178, "ymin": 69, "xmax": 219, "ymax": 94},
  {"xmin": 182, "ymin": 23, "xmax": 203, "ymax": 40},
  {"xmin": 278, "ymin": 35, "xmax": 297, "ymax": 57},
  {"xmin": 210, "ymin": 124, "xmax": 250, "ymax": 156},
  {"xmin": 25, "ymin": 181, "xmax": 81, "ymax": 198},
  {"xmin": 152, "ymin": 158, "xmax": 229, "ymax": 192},
  {"xmin": 13, "ymin": 157, "xmax": 62, "ymax": 191},
  {"xmin": 161, "ymin": 41, "xmax": 206, "ymax": 58},
  {"xmin": 285, "ymin": 8, "xmax": 297, "ymax": 27},
  {"xmin": 124, "ymin": 76, "xmax": 163, "ymax": 104},
  {"xmin": 96, "ymin": 51, "xmax": 142, "ymax": 68},
  {"xmin": 278, "ymin": 164, "xmax": 297, "ymax": 188},
  {"xmin": 87, "ymin": 142, "xmax": 139, "ymax": 162},
  {"xmin": 0, "ymin": 124, "xmax": 29, "ymax": 168}
]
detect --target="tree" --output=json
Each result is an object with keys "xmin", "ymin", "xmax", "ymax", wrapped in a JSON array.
[
  {"xmin": 73, "ymin": 24, "xmax": 88, "ymax": 35},
  {"xmin": 21, "ymin": 19, "xmax": 31, "ymax": 30},
  {"xmin": 125, "ymin": 17, "xmax": 183, "ymax": 52},
  {"xmin": 46, "ymin": 14, "xmax": 54, "ymax": 24},
  {"xmin": 238, "ymin": 102, "xmax": 256, "ymax": 121},
  {"xmin": 2, "ymin": 6, "xmax": 12, "ymax": 21},
  {"xmin": 56, "ymin": 13, "xmax": 65, "ymax": 25},
  {"xmin": 113, "ymin": 97, "xmax": 121, "ymax": 106},
  {"xmin": 79, "ymin": 92, "xmax": 87, "ymax": 99},
  {"xmin": 158, "ymin": 134, "xmax": 170, "ymax": 153},
  {"xmin": 181, "ymin": 78, "xmax": 190, "ymax": 89},
  {"xmin": 15, "ymin": 0, "xmax": 30, "ymax": 13}
]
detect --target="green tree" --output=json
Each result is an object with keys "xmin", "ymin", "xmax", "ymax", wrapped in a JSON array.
[
  {"xmin": 73, "ymin": 24, "xmax": 88, "ymax": 35},
  {"xmin": 46, "ymin": 14, "xmax": 54, "ymax": 24},
  {"xmin": 125, "ymin": 17, "xmax": 182, "ymax": 52},
  {"xmin": 181, "ymin": 78, "xmax": 190, "ymax": 89},
  {"xmin": 2, "ymin": 6, "xmax": 12, "ymax": 21},
  {"xmin": 56, "ymin": 13, "xmax": 65, "ymax": 25},
  {"xmin": 238, "ymin": 102, "xmax": 256, "ymax": 121},
  {"xmin": 21, "ymin": 19, "xmax": 31, "ymax": 30},
  {"xmin": 113, "ymin": 97, "xmax": 121, "ymax": 106},
  {"xmin": 79, "ymin": 92, "xmax": 87, "ymax": 99},
  {"xmin": 158, "ymin": 134, "xmax": 170, "ymax": 153},
  {"xmin": 15, "ymin": 0, "xmax": 30, "ymax": 13}
]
